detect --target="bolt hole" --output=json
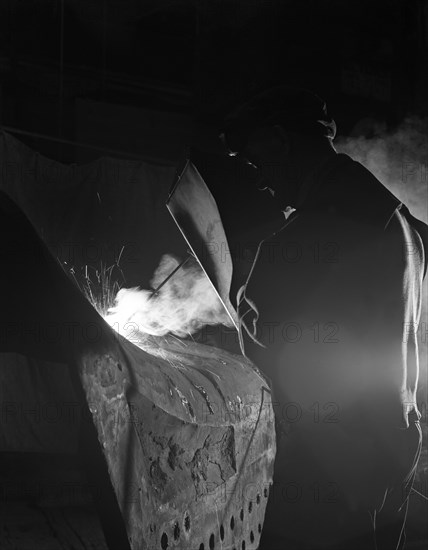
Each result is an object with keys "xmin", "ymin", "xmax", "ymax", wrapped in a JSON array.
[
  {"xmin": 199, "ymin": 544, "xmax": 204, "ymax": 550},
  {"xmin": 258, "ymin": 523, "xmax": 262, "ymax": 534},
  {"xmin": 209, "ymin": 533, "xmax": 215, "ymax": 549},
  {"xmin": 240, "ymin": 508, "xmax": 244, "ymax": 521},
  {"xmin": 184, "ymin": 513, "xmax": 191, "ymax": 532},
  {"xmin": 161, "ymin": 533, "xmax": 168, "ymax": 550},
  {"xmin": 250, "ymin": 531, "xmax": 254, "ymax": 543},
  {"xmin": 248, "ymin": 501, "xmax": 252, "ymax": 513},
  {"xmin": 256, "ymin": 493, "xmax": 261, "ymax": 504},
  {"xmin": 230, "ymin": 516, "xmax": 235, "ymax": 530},
  {"xmin": 242, "ymin": 541, "xmax": 246, "ymax": 550},
  {"xmin": 220, "ymin": 524, "xmax": 224, "ymax": 540},
  {"xmin": 173, "ymin": 522, "xmax": 180, "ymax": 541}
]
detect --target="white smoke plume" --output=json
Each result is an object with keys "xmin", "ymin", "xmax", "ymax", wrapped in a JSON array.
[
  {"xmin": 104, "ymin": 253, "xmax": 233, "ymax": 340},
  {"xmin": 335, "ymin": 116, "xmax": 428, "ymax": 223}
]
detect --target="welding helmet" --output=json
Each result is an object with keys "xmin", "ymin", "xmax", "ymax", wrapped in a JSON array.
[{"xmin": 220, "ymin": 86, "xmax": 336, "ymax": 157}]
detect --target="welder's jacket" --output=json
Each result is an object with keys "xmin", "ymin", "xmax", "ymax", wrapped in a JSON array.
[{"xmin": 238, "ymin": 153, "xmax": 427, "ymax": 547}]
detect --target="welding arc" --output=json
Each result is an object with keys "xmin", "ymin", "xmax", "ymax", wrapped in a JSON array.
[{"xmin": 148, "ymin": 254, "xmax": 192, "ymax": 300}]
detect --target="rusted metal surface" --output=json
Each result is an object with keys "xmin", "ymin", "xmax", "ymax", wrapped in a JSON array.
[
  {"xmin": 1, "ymin": 190, "xmax": 276, "ymax": 549},
  {"xmin": 79, "ymin": 332, "xmax": 276, "ymax": 550}
]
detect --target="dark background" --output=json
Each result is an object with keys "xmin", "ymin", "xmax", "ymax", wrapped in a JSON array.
[
  {"xmin": 1, "ymin": 0, "xmax": 427, "ymax": 254},
  {"xmin": 0, "ymin": 0, "xmax": 426, "ymax": 163},
  {"xmin": 0, "ymin": 2, "xmax": 426, "ymax": 547}
]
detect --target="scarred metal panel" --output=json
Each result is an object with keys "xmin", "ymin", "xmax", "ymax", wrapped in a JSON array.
[
  {"xmin": 1, "ymin": 189, "xmax": 276, "ymax": 550},
  {"xmin": 80, "ymin": 333, "xmax": 276, "ymax": 550}
]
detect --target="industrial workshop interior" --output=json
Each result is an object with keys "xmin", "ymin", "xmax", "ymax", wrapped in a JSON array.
[{"xmin": 0, "ymin": 1, "xmax": 427, "ymax": 549}]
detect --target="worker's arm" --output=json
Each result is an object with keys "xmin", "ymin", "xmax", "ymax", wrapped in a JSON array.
[{"xmin": 378, "ymin": 207, "xmax": 426, "ymax": 426}]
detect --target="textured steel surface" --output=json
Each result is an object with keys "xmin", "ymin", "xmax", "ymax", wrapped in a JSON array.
[
  {"xmin": 79, "ymin": 332, "xmax": 276, "ymax": 550},
  {"xmin": 1, "ymin": 190, "xmax": 276, "ymax": 549}
]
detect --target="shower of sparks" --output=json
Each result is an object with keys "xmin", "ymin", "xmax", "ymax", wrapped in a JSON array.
[{"xmin": 63, "ymin": 252, "xmax": 232, "ymax": 354}]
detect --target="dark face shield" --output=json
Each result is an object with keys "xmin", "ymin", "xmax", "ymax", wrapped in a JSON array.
[
  {"xmin": 219, "ymin": 131, "xmax": 259, "ymax": 169},
  {"xmin": 220, "ymin": 118, "xmax": 336, "ymax": 156},
  {"xmin": 220, "ymin": 86, "xmax": 337, "ymax": 163},
  {"xmin": 219, "ymin": 127, "xmax": 251, "ymax": 157}
]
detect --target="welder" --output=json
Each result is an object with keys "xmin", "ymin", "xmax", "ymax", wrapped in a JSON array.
[{"xmin": 220, "ymin": 87, "xmax": 427, "ymax": 550}]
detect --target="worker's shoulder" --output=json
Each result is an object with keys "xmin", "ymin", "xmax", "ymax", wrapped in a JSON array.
[
  {"xmin": 341, "ymin": 157, "xmax": 427, "ymax": 260},
  {"xmin": 306, "ymin": 153, "xmax": 401, "ymax": 230},
  {"xmin": 398, "ymin": 204, "xmax": 428, "ymax": 249}
]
